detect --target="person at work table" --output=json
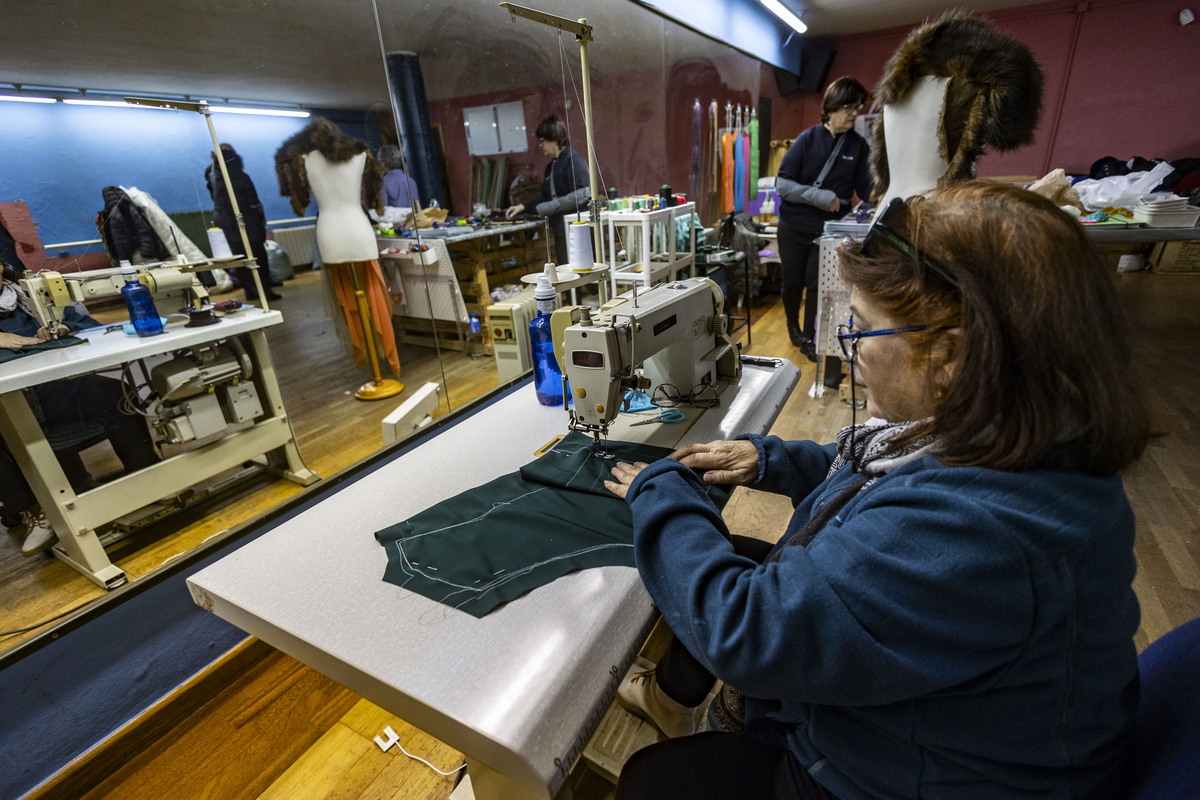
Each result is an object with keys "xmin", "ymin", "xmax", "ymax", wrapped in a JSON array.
[
  {"xmin": 604, "ymin": 181, "xmax": 1149, "ymax": 800},
  {"xmin": 1, "ymin": 261, "xmax": 159, "ymax": 555}
]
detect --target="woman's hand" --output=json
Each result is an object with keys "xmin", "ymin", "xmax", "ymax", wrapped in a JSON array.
[
  {"xmin": 604, "ymin": 461, "xmax": 649, "ymax": 500},
  {"xmin": 504, "ymin": 203, "xmax": 525, "ymax": 220},
  {"xmin": 34, "ymin": 325, "xmax": 69, "ymax": 342},
  {"xmin": 670, "ymin": 440, "xmax": 759, "ymax": 486},
  {"xmin": 0, "ymin": 331, "xmax": 43, "ymax": 349}
]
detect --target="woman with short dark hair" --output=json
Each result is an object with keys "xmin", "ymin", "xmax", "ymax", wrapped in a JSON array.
[
  {"xmin": 775, "ymin": 76, "xmax": 874, "ymax": 381},
  {"xmin": 504, "ymin": 115, "xmax": 590, "ymax": 266},
  {"xmin": 607, "ymin": 181, "xmax": 1148, "ymax": 799}
]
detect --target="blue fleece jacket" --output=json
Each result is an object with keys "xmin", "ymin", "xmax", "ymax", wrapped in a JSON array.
[{"xmin": 625, "ymin": 434, "xmax": 1139, "ymax": 800}]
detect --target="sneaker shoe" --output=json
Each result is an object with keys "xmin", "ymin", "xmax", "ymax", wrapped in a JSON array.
[
  {"xmin": 20, "ymin": 508, "xmax": 57, "ymax": 556},
  {"xmin": 615, "ymin": 666, "xmax": 699, "ymax": 739}
]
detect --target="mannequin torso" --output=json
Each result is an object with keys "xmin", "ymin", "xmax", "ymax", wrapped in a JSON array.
[{"xmin": 304, "ymin": 151, "xmax": 378, "ymax": 263}]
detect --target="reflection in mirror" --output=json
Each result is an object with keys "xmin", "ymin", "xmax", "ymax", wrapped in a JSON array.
[{"xmin": 0, "ymin": 0, "xmax": 779, "ymax": 659}]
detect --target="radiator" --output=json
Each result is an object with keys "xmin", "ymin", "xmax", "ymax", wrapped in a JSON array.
[{"xmin": 270, "ymin": 225, "xmax": 316, "ymax": 266}]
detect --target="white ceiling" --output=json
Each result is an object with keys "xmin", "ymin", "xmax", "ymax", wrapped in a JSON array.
[{"xmin": 0, "ymin": 0, "xmax": 1047, "ymax": 109}]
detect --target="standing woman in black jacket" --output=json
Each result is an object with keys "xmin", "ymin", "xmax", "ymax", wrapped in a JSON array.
[
  {"xmin": 504, "ymin": 116, "xmax": 591, "ymax": 267},
  {"xmin": 206, "ymin": 143, "xmax": 282, "ymax": 302},
  {"xmin": 775, "ymin": 77, "xmax": 873, "ymax": 375}
]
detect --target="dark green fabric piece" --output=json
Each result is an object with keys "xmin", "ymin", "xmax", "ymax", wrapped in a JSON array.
[
  {"xmin": 0, "ymin": 336, "xmax": 86, "ymax": 363},
  {"xmin": 376, "ymin": 431, "xmax": 730, "ymax": 617}
]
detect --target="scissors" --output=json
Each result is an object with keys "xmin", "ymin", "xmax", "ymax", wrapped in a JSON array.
[{"xmin": 630, "ymin": 408, "xmax": 685, "ymax": 426}]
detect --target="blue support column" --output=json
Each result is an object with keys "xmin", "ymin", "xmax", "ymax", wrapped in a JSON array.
[{"xmin": 385, "ymin": 51, "xmax": 446, "ymax": 209}]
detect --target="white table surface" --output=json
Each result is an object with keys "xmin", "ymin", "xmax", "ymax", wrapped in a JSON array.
[
  {"xmin": 0, "ymin": 308, "xmax": 282, "ymax": 394},
  {"xmin": 188, "ymin": 361, "xmax": 798, "ymax": 798}
]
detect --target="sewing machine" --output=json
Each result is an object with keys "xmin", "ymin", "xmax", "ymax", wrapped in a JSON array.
[
  {"xmin": 18, "ymin": 257, "xmax": 235, "ymax": 336},
  {"xmin": 553, "ymin": 277, "xmax": 742, "ymax": 449}
]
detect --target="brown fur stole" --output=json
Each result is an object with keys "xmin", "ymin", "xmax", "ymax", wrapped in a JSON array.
[
  {"xmin": 274, "ymin": 118, "xmax": 385, "ymax": 216},
  {"xmin": 870, "ymin": 10, "xmax": 1044, "ymax": 201}
]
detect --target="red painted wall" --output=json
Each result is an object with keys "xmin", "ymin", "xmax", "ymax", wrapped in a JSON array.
[
  {"xmin": 429, "ymin": 0, "xmax": 1198, "ymax": 219},
  {"xmin": 788, "ymin": 0, "xmax": 1199, "ymax": 177}
]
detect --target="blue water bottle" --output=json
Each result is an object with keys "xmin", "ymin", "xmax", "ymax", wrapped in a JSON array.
[
  {"xmin": 119, "ymin": 262, "xmax": 163, "ymax": 337},
  {"xmin": 529, "ymin": 270, "xmax": 565, "ymax": 406},
  {"xmin": 466, "ymin": 313, "xmax": 483, "ymax": 359}
]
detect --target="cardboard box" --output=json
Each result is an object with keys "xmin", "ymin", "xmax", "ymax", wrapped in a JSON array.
[{"xmin": 1150, "ymin": 240, "xmax": 1200, "ymax": 274}]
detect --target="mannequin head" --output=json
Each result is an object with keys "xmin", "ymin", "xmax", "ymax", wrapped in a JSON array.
[{"xmin": 870, "ymin": 10, "xmax": 1044, "ymax": 202}]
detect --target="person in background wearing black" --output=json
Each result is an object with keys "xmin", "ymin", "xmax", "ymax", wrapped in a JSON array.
[
  {"xmin": 206, "ymin": 143, "xmax": 282, "ymax": 303},
  {"xmin": 775, "ymin": 77, "xmax": 873, "ymax": 385},
  {"xmin": 504, "ymin": 116, "xmax": 591, "ymax": 267}
]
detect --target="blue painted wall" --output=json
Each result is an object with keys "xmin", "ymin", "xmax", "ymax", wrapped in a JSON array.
[{"xmin": 0, "ymin": 103, "xmax": 380, "ymax": 253}]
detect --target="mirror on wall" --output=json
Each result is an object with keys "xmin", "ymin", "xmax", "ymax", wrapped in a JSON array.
[{"xmin": 0, "ymin": 0, "xmax": 773, "ymax": 658}]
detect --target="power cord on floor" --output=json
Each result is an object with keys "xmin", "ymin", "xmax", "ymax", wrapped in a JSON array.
[
  {"xmin": 0, "ymin": 596, "xmax": 103, "ymax": 638},
  {"xmin": 374, "ymin": 725, "xmax": 466, "ymax": 777}
]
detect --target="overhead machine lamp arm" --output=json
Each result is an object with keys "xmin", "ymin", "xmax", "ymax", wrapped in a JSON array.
[
  {"xmin": 124, "ymin": 96, "xmax": 270, "ymax": 311},
  {"xmin": 498, "ymin": 3, "xmax": 604, "ymax": 263}
]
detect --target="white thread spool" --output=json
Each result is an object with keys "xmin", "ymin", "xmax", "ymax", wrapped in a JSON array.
[
  {"xmin": 207, "ymin": 228, "xmax": 234, "ymax": 259},
  {"xmin": 566, "ymin": 221, "xmax": 594, "ymax": 270}
]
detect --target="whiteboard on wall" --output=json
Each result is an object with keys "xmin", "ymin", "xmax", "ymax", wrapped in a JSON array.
[{"xmin": 464, "ymin": 101, "xmax": 527, "ymax": 156}]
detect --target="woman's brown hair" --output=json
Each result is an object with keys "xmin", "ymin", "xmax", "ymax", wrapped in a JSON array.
[
  {"xmin": 839, "ymin": 180, "xmax": 1148, "ymax": 474},
  {"xmin": 821, "ymin": 77, "xmax": 869, "ymax": 124}
]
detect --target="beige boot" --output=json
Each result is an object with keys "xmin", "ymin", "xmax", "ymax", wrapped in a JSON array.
[
  {"xmin": 20, "ymin": 508, "xmax": 57, "ymax": 556},
  {"xmin": 615, "ymin": 666, "xmax": 699, "ymax": 739}
]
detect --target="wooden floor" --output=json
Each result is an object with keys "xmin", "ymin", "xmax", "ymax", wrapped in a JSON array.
[
  {"xmin": 1, "ymin": 267, "xmax": 502, "ymax": 652},
  {"xmin": 13, "ymin": 268, "xmax": 1200, "ymax": 799}
]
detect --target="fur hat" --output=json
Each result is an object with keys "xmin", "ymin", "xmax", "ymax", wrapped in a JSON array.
[
  {"xmin": 274, "ymin": 118, "xmax": 384, "ymax": 217},
  {"xmin": 870, "ymin": 10, "xmax": 1044, "ymax": 200}
]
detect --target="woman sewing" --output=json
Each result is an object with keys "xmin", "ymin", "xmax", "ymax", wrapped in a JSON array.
[
  {"xmin": 605, "ymin": 182, "xmax": 1148, "ymax": 799},
  {"xmin": 1, "ymin": 261, "xmax": 159, "ymax": 555}
]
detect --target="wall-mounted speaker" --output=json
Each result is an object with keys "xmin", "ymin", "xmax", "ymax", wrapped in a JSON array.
[
  {"xmin": 773, "ymin": 66, "xmax": 803, "ymax": 97},
  {"xmin": 799, "ymin": 45, "xmax": 836, "ymax": 93}
]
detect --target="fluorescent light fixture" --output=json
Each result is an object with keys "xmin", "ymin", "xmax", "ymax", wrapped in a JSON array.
[
  {"xmin": 209, "ymin": 106, "xmax": 310, "ymax": 118},
  {"xmin": 0, "ymin": 93, "xmax": 56, "ymax": 104},
  {"xmin": 62, "ymin": 98, "xmax": 139, "ymax": 108},
  {"xmin": 761, "ymin": 0, "xmax": 807, "ymax": 34}
]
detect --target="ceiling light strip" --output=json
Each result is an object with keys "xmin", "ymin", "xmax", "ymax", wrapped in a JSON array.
[
  {"xmin": 760, "ymin": 0, "xmax": 807, "ymax": 34},
  {"xmin": 1, "ymin": 94, "xmax": 308, "ymax": 117},
  {"xmin": 0, "ymin": 94, "xmax": 57, "ymax": 104}
]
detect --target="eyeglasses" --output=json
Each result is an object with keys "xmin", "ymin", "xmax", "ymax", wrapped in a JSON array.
[
  {"xmin": 840, "ymin": 103, "xmax": 864, "ymax": 114},
  {"xmin": 652, "ymin": 382, "xmax": 721, "ymax": 409},
  {"xmin": 862, "ymin": 197, "xmax": 960, "ymax": 288},
  {"xmin": 836, "ymin": 313, "xmax": 929, "ymax": 362}
]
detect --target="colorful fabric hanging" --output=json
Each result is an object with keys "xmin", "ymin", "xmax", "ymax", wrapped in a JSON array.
[
  {"xmin": 721, "ymin": 132, "xmax": 736, "ymax": 214},
  {"xmin": 691, "ymin": 99, "xmax": 702, "ymax": 203},
  {"xmin": 327, "ymin": 259, "xmax": 401, "ymax": 378},
  {"xmin": 733, "ymin": 134, "xmax": 745, "ymax": 214},
  {"xmin": 749, "ymin": 116, "xmax": 760, "ymax": 201}
]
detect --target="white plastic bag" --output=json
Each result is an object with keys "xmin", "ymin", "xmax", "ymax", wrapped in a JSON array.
[{"xmin": 1074, "ymin": 161, "xmax": 1174, "ymax": 211}]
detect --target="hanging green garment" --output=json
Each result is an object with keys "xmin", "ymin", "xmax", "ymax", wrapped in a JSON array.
[
  {"xmin": 749, "ymin": 116, "xmax": 760, "ymax": 201},
  {"xmin": 375, "ymin": 431, "xmax": 731, "ymax": 617}
]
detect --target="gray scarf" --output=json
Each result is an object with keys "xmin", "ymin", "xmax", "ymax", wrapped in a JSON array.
[
  {"xmin": 828, "ymin": 417, "xmax": 937, "ymax": 486},
  {"xmin": 0, "ymin": 278, "xmax": 36, "ymax": 320}
]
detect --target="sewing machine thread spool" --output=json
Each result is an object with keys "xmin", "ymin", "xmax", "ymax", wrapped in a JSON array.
[
  {"xmin": 567, "ymin": 222, "xmax": 594, "ymax": 270},
  {"xmin": 207, "ymin": 228, "xmax": 234, "ymax": 259}
]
